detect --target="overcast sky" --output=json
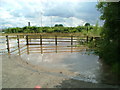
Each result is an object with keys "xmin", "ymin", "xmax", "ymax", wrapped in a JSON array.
[{"xmin": 0, "ymin": 0, "xmax": 103, "ymax": 28}]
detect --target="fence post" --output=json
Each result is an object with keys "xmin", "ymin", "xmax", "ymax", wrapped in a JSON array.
[
  {"xmin": 17, "ymin": 35, "xmax": 21, "ymax": 55},
  {"xmin": 27, "ymin": 44, "xmax": 29, "ymax": 54},
  {"xmin": 6, "ymin": 35, "xmax": 10, "ymax": 53},
  {"xmin": 71, "ymin": 35, "xmax": 73, "ymax": 45},
  {"xmin": 26, "ymin": 35, "xmax": 29, "ymax": 45},
  {"xmin": 86, "ymin": 36, "xmax": 88, "ymax": 43},
  {"xmin": 55, "ymin": 36, "xmax": 57, "ymax": 46},
  {"xmin": 17, "ymin": 35, "xmax": 20, "ymax": 48},
  {"xmin": 40, "ymin": 35, "xmax": 43, "ymax": 54},
  {"xmin": 40, "ymin": 35, "xmax": 42, "ymax": 45},
  {"xmin": 55, "ymin": 45, "xmax": 57, "ymax": 53},
  {"xmin": 71, "ymin": 46, "xmax": 73, "ymax": 53}
]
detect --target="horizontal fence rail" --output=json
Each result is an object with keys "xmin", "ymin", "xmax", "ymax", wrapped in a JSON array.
[{"xmin": 0, "ymin": 34, "xmax": 100, "ymax": 55}]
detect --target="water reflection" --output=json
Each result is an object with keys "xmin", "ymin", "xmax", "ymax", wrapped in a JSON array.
[
  {"xmin": 9, "ymin": 44, "xmax": 87, "ymax": 56},
  {"xmin": 1, "ymin": 37, "xmax": 118, "ymax": 86},
  {"xmin": 20, "ymin": 50, "xmax": 101, "ymax": 83}
]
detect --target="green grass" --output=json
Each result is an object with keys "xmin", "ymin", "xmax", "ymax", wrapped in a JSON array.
[{"xmin": 81, "ymin": 29, "xmax": 101, "ymax": 37}]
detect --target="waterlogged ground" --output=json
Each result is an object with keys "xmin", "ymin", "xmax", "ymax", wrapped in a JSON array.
[
  {"xmin": 2, "ymin": 52, "xmax": 119, "ymax": 88},
  {"xmin": 1, "ymin": 36, "xmax": 120, "ymax": 88}
]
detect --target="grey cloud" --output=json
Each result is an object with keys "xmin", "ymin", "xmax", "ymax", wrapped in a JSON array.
[
  {"xmin": 0, "ymin": 0, "xmax": 102, "ymax": 28},
  {"xmin": 43, "ymin": 1, "xmax": 100, "ymax": 24},
  {"xmin": 43, "ymin": 2, "xmax": 75, "ymax": 18},
  {"xmin": 53, "ymin": 17, "xmax": 66, "ymax": 22},
  {"xmin": 10, "ymin": 8, "xmax": 40, "ymax": 18}
]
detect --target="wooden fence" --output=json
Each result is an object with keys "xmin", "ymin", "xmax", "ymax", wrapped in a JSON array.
[
  {"xmin": 25, "ymin": 35, "xmax": 91, "ymax": 45},
  {"xmin": 3, "ymin": 35, "xmax": 100, "ymax": 54}
]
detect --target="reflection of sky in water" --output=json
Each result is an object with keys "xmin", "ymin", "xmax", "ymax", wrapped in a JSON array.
[
  {"xmin": 0, "ymin": 36, "xmax": 6, "ymax": 49},
  {"xmin": 21, "ymin": 52, "xmax": 101, "ymax": 83},
  {"xmin": 0, "ymin": 36, "xmax": 26, "ymax": 54},
  {"xmin": 29, "ymin": 39, "xmax": 78, "ymax": 46}
]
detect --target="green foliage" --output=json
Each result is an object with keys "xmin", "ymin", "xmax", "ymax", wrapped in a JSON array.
[
  {"xmin": 76, "ymin": 26, "xmax": 83, "ymax": 32},
  {"xmin": 84, "ymin": 23, "xmax": 91, "ymax": 33},
  {"xmin": 87, "ymin": 40, "xmax": 96, "ymax": 48},
  {"xmin": 4, "ymin": 25, "xmax": 100, "ymax": 34},
  {"xmin": 81, "ymin": 25, "xmax": 102, "ymax": 36},
  {"xmin": 111, "ymin": 63, "xmax": 120, "ymax": 74},
  {"xmin": 47, "ymin": 28, "xmax": 54, "ymax": 33},
  {"xmin": 54, "ymin": 24, "xmax": 64, "ymax": 27},
  {"xmin": 96, "ymin": 2, "xmax": 120, "ymax": 74},
  {"xmin": 84, "ymin": 23, "xmax": 90, "ymax": 26},
  {"xmin": 3, "ymin": 24, "xmax": 102, "ymax": 36}
]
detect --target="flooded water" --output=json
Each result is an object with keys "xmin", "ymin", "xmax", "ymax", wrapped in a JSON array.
[
  {"xmin": 20, "ymin": 52, "xmax": 100, "ymax": 83},
  {"xmin": 1, "ymin": 35, "xmax": 119, "ymax": 87}
]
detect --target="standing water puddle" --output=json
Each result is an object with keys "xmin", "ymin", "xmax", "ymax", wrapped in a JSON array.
[{"xmin": 21, "ymin": 52, "xmax": 101, "ymax": 83}]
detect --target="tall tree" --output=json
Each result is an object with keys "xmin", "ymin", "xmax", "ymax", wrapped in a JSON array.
[
  {"xmin": 84, "ymin": 23, "xmax": 90, "ymax": 33},
  {"xmin": 96, "ymin": 2, "xmax": 120, "ymax": 65},
  {"xmin": 54, "ymin": 24, "xmax": 64, "ymax": 27}
]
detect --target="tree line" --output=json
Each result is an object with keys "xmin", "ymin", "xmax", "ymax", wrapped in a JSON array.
[{"xmin": 3, "ymin": 24, "xmax": 100, "ymax": 34}]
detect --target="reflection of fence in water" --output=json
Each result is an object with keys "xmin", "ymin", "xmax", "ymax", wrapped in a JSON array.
[
  {"xmin": 26, "ymin": 35, "xmax": 79, "ymax": 46},
  {"xmin": 27, "ymin": 45, "xmax": 88, "ymax": 54},
  {"xmin": 0, "ymin": 35, "xmax": 26, "ymax": 55},
  {"xmin": 1, "ymin": 35, "xmax": 96, "ymax": 55}
]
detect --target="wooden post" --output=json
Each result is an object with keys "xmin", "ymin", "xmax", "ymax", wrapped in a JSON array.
[
  {"xmin": 17, "ymin": 35, "xmax": 20, "ymax": 48},
  {"xmin": 27, "ymin": 44, "xmax": 29, "ymax": 54},
  {"xmin": 26, "ymin": 35, "xmax": 29, "ymax": 45},
  {"xmin": 86, "ymin": 36, "xmax": 88, "ymax": 43},
  {"xmin": 40, "ymin": 35, "xmax": 43, "ymax": 54},
  {"xmin": 71, "ymin": 35, "xmax": 73, "ymax": 45},
  {"xmin": 40, "ymin": 35, "xmax": 42, "ymax": 45},
  {"xmin": 71, "ymin": 46, "xmax": 73, "ymax": 53},
  {"xmin": 55, "ymin": 36, "xmax": 57, "ymax": 46},
  {"xmin": 6, "ymin": 35, "xmax": 10, "ymax": 53},
  {"xmin": 41, "ymin": 45, "xmax": 43, "ymax": 54},
  {"xmin": 55, "ymin": 45, "xmax": 57, "ymax": 53},
  {"xmin": 17, "ymin": 35, "xmax": 21, "ymax": 55}
]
